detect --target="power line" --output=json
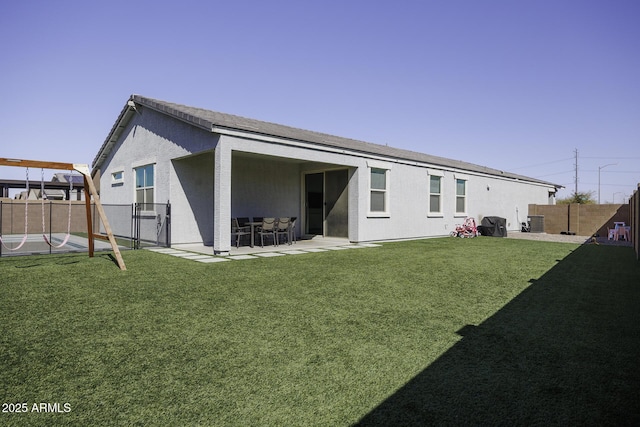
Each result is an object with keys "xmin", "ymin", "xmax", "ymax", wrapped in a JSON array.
[
  {"xmin": 534, "ymin": 170, "xmax": 574, "ymax": 178},
  {"xmin": 509, "ymin": 157, "xmax": 574, "ymax": 171},
  {"xmin": 581, "ymin": 182, "xmax": 638, "ymax": 186},
  {"xmin": 582, "ymin": 170, "xmax": 640, "ymax": 174},
  {"xmin": 581, "ymin": 156, "xmax": 640, "ymax": 160}
]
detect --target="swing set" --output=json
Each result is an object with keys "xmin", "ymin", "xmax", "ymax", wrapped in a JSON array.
[{"xmin": 0, "ymin": 158, "xmax": 126, "ymax": 270}]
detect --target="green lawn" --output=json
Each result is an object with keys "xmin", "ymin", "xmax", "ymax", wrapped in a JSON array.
[{"xmin": 1, "ymin": 238, "xmax": 639, "ymax": 426}]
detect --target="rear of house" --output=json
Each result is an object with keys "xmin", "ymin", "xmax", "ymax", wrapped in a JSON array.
[{"xmin": 92, "ymin": 95, "xmax": 559, "ymax": 255}]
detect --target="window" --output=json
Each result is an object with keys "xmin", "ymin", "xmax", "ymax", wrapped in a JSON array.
[
  {"xmin": 111, "ymin": 171, "xmax": 124, "ymax": 186},
  {"xmin": 370, "ymin": 168, "xmax": 388, "ymax": 213},
  {"xmin": 455, "ymin": 178, "xmax": 466, "ymax": 214},
  {"xmin": 135, "ymin": 164, "xmax": 154, "ymax": 207},
  {"xmin": 429, "ymin": 175, "xmax": 442, "ymax": 214}
]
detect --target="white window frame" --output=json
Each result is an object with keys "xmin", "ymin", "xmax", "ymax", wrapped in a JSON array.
[
  {"xmin": 134, "ymin": 163, "xmax": 155, "ymax": 208},
  {"xmin": 368, "ymin": 166, "xmax": 390, "ymax": 217},
  {"xmin": 428, "ymin": 170, "xmax": 444, "ymax": 217},
  {"xmin": 111, "ymin": 170, "xmax": 124, "ymax": 186},
  {"xmin": 455, "ymin": 177, "xmax": 467, "ymax": 216}
]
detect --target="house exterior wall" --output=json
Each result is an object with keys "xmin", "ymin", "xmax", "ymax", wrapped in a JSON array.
[
  {"xmin": 97, "ymin": 108, "xmax": 217, "ymax": 206},
  {"xmin": 97, "ymin": 108, "xmax": 219, "ymax": 245},
  {"xmin": 171, "ymin": 152, "xmax": 214, "ymax": 244},
  {"xmin": 467, "ymin": 175, "xmax": 553, "ymax": 231},
  {"xmin": 350, "ymin": 162, "xmax": 553, "ymax": 242},
  {"xmin": 96, "ymin": 104, "xmax": 557, "ymax": 249},
  {"xmin": 232, "ymin": 155, "xmax": 301, "ymax": 220}
]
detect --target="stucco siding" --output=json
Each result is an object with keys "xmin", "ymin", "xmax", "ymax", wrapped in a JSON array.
[
  {"xmin": 171, "ymin": 153, "xmax": 214, "ymax": 245},
  {"xmin": 468, "ymin": 176, "xmax": 551, "ymax": 231},
  {"xmin": 354, "ymin": 165, "xmax": 554, "ymax": 242},
  {"xmin": 232, "ymin": 155, "xmax": 301, "ymax": 221},
  {"xmin": 226, "ymin": 134, "xmax": 360, "ymax": 168},
  {"xmin": 98, "ymin": 108, "xmax": 217, "ymax": 206}
]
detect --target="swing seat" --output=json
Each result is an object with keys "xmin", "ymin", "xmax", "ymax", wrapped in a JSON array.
[
  {"xmin": 0, "ymin": 234, "xmax": 30, "ymax": 251},
  {"xmin": 40, "ymin": 168, "xmax": 74, "ymax": 249},
  {"xmin": 0, "ymin": 166, "xmax": 30, "ymax": 252},
  {"xmin": 42, "ymin": 233, "xmax": 72, "ymax": 248}
]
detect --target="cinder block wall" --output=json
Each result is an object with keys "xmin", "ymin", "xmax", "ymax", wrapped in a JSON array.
[
  {"xmin": 528, "ymin": 203, "xmax": 630, "ymax": 236},
  {"xmin": 1, "ymin": 200, "xmax": 89, "ymax": 234}
]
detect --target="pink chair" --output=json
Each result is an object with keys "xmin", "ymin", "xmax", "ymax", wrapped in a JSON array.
[{"xmin": 615, "ymin": 226, "xmax": 630, "ymax": 241}]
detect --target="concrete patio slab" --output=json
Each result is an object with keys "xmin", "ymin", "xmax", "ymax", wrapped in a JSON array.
[
  {"xmin": 145, "ymin": 237, "xmax": 384, "ymax": 263},
  {"xmin": 169, "ymin": 252, "xmax": 201, "ymax": 257},
  {"xmin": 182, "ymin": 254, "xmax": 214, "ymax": 260},
  {"xmin": 195, "ymin": 257, "xmax": 230, "ymax": 263},
  {"xmin": 280, "ymin": 250, "xmax": 309, "ymax": 255},
  {"xmin": 227, "ymin": 255, "xmax": 260, "ymax": 260}
]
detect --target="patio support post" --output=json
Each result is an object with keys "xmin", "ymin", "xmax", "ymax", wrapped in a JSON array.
[
  {"xmin": 348, "ymin": 167, "xmax": 359, "ymax": 242},
  {"xmin": 213, "ymin": 141, "xmax": 232, "ymax": 255}
]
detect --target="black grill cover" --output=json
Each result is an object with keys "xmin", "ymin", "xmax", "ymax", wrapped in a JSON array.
[{"xmin": 480, "ymin": 216, "xmax": 507, "ymax": 237}]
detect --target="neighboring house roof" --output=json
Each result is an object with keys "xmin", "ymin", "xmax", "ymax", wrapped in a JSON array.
[
  {"xmin": 43, "ymin": 189, "xmax": 65, "ymax": 200},
  {"xmin": 93, "ymin": 95, "xmax": 561, "ymax": 189},
  {"xmin": 52, "ymin": 173, "xmax": 84, "ymax": 185}
]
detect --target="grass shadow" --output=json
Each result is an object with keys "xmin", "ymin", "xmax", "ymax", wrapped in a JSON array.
[
  {"xmin": 11, "ymin": 254, "xmax": 83, "ymax": 269},
  {"xmin": 6, "ymin": 251, "xmax": 118, "ymax": 270},
  {"xmin": 357, "ymin": 244, "xmax": 640, "ymax": 425}
]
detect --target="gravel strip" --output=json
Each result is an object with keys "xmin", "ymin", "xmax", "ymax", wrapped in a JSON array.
[{"xmin": 506, "ymin": 231, "xmax": 632, "ymax": 246}]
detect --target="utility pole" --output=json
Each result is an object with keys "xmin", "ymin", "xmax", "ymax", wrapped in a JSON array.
[{"xmin": 574, "ymin": 148, "xmax": 578, "ymax": 195}]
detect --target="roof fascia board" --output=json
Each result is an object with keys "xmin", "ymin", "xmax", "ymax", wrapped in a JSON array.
[
  {"xmin": 92, "ymin": 103, "xmax": 137, "ymax": 170},
  {"xmin": 132, "ymin": 95, "xmax": 213, "ymax": 132},
  {"xmin": 93, "ymin": 96, "xmax": 213, "ymax": 171},
  {"xmin": 213, "ymin": 126, "xmax": 559, "ymax": 189}
]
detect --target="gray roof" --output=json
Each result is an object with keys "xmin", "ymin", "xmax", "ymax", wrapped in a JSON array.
[
  {"xmin": 52, "ymin": 173, "xmax": 84, "ymax": 185},
  {"xmin": 93, "ymin": 95, "xmax": 560, "ymax": 188}
]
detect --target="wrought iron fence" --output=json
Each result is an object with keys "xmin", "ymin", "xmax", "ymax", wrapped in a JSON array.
[
  {"xmin": 0, "ymin": 201, "xmax": 171, "ymax": 257},
  {"xmin": 133, "ymin": 203, "xmax": 171, "ymax": 249}
]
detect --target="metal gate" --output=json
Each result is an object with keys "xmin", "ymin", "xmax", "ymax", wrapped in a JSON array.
[
  {"xmin": 133, "ymin": 203, "xmax": 171, "ymax": 249},
  {"xmin": 100, "ymin": 202, "xmax": 170, "ymax": 249}
]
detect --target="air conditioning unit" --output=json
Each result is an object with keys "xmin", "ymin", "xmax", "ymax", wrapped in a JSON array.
[{"xmin": 527, "ymin": 215, "xmax": 544, "ymax": 233}]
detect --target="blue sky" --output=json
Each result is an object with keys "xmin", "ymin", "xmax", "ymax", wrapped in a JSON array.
[{"xmin": 1, "ymin": 0, "xmax": 638, "ymax": 202}]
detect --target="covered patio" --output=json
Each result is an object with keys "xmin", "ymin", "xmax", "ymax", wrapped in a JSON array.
[
  {"xmin": 230, "ymin": 152, "xmax": 352, "ymax": 243},
  {"xmin": 171, "ymin": 148, "xmax": 354, "ymax": 255}
]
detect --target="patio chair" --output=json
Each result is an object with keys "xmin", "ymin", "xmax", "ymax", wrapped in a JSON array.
[
  {"xmin": 231, "ymin": 218, "xmax": 251, "ymax": 248},
  {"xmin": 258, "ymin": 218, "xmax": 276, "ymax": 247},
  {"xmin": 275, "ymin": 217, "xmax": 291, "ymax": 245}
]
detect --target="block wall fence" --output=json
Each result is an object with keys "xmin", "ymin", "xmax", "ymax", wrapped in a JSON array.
[
  {"xmin": 0, "ymin": 200, "xmax": 90, "ymax": 234},
  {"xmin": 528, "ymin": 203, "xmax": 630, "ymax": 237}
]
